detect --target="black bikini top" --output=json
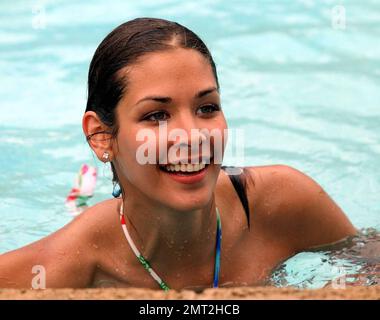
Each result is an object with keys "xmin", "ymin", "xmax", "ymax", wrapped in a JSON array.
[{"xmin": 220, "ymin": 165, "xmax": 251, "ymax": 228}]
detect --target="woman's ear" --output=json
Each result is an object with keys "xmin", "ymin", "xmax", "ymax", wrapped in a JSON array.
[{"xmin": 82, "ymin": 111, "xmax": 114, "ymax": 162}]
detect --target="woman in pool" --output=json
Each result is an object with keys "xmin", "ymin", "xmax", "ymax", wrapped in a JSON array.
[{"xmin": 0, "ymin": 18, "xmax": 356, "ymax": 290}]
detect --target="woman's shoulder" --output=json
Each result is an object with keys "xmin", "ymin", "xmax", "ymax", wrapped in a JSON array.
[
  {"xmin": 234, "ymin": 164, "xmax": 309, "ymax": 236},
  {"xmin": 217, "ymin": 164, "xmax": 292, "ymax": 229},
  {"xmin": 44, "ymin": 198, "xmax": 122, "ymax": 282},
  {"xmin": 42, "ymin": 198, "xmax": 121, "ymax": 268},
  {"xmin": 243, "ymin": 163, "xmax": 312, "ymax": 207},
  {"xmin": 220, "ymin": 164, "xmax": 296, "ymax": 217},
  {"xmin": 75, "ymin": 197, "xmax": 120, "ymax": 224},
  {"xmin": 243, "ymin": 164, "xmax": 356, "ymax": 251},
  {"xmin": 0, "ymin": 198, "xmax": 121, "ymax": 288},
  {"xmin": 69, "ymin": 198, "xmax": 122, "ymax": 244},
  {"xmin": 243, "ymin": 163, "xmax": 321, "ymax": 225}
]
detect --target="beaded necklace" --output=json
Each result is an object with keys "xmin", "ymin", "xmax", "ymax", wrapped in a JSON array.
[{"xmin": 119, "ymin": 201, "xmax": 222, "ymax": 291}]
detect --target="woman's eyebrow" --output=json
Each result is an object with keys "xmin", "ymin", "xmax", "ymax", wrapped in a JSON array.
[{"xmin": 134, "ymin": 87, "xmax": 218, "ymax": 106}]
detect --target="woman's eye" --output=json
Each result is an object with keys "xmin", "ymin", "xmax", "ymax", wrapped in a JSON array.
[
  {"xmin": 143, "ymin": 111, "xmax": 169, "ymax": 122},
  {"xmin": 142, "ymin": 104, "xmax": 220, "ymax": 122},
  {"xmin": 197, "ymin": 104, "xmax": 220, "ymax": 115}
]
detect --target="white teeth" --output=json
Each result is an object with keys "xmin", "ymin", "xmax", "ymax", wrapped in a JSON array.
[{"xmin": 163, "ymin": 163, "xmax": 206, "ymax": 173}]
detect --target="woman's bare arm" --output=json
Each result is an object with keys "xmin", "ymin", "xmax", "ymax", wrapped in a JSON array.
[{"xmin": 0, "ymin": 210, "xmax": 98, "ymax": 289}]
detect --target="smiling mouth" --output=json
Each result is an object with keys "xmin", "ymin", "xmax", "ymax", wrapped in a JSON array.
[{"xmin": 158, "ymin": 162, "xmax": 210, "ymax": 175}]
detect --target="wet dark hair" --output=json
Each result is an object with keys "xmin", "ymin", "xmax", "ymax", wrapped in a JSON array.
[{"xmin": 85, "ymin": 17, "xmax": 220, "ymax": 189}]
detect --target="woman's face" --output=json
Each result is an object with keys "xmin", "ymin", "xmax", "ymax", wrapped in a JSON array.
[{"xmin": 113, "ymin": 48, "xmax": 227, "ymax": 211}]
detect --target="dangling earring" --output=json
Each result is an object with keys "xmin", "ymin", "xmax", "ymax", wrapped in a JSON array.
[
  {"xmin": 102, "ymin": 152, "xmax": 109, "ymax": 162},
  {"xmin": 112, "ymin": 183, "xmax": 122, "ymax": 198}
]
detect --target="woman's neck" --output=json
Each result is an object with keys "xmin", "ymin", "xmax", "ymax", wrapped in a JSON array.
[{"xmin": 120, "ymin": 194, "xmax": 218, "ymax": 271}]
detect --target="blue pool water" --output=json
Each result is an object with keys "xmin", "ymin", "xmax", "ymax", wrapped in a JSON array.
[{"xmin": 0, "ymin": 0, "xmax": 379, "ymax": 288}]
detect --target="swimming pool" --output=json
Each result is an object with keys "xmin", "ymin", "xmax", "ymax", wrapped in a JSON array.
[{"xmin": 0, "ymin": 0, "xmax": 379, "ymax": 288}]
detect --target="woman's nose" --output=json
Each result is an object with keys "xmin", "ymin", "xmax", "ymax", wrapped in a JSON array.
[{"xmin": 169, "ymin": 112, "xmax": 206, "ymax": 147}]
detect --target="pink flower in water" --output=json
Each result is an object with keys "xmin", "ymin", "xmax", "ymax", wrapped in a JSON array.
[
  {"xmin": 77, "ymin": 164, "xmax": 97, "ymax": 196},
  {"xmin": 66, "ymin": 164, "xmax": 97, "ymax": 216},
  {"xmin": 81, "ymin": 164, "xmax": 89, "ymax": 175}
]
